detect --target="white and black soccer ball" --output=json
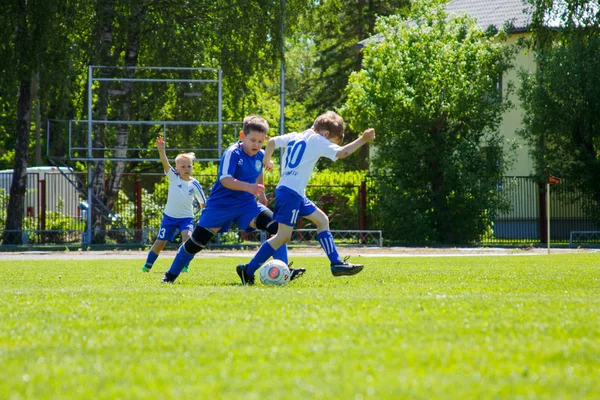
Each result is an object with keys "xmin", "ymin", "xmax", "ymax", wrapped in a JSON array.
[{"xmin": 259, "ymin": 259, "xmax": 291, "ymax": 286}]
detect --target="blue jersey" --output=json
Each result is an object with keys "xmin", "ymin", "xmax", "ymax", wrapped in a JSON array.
[{"xmin": 207, "ymin": 141, "xmax": 264, "ymax": 206}]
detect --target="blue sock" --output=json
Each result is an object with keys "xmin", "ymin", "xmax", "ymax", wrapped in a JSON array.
[
  {"xmin": 246, "ymin": 242, "xmax": 276, "ymax": 276},
  {"xmin": 317, "ymin": 230, "xmax": 342, "ymax": 265},
  {"xmin": 273, "ymin": 243, "xmax": 288, "ymax": 264},
  {"xmin": 167, "ymin": 245, "xmax": 194, "ymax": 276},
  {"xmin": 144, "ymin": 250, "xmax": 159, "ymax": 268}
]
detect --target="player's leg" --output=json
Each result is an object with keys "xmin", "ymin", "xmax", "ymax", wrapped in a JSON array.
[
  {"xmin": 142, "ymin": 240, "xmax": 168, "ymax": 272},
  {"xmin": 305, "ymin": 206, "xmax": 364, "ymax": 277},
  {"xmin": 237, "ymin": 193, "xmax": 298, "ymax": 285},
  {"xmin": 253, "ymin": 209, "xmax": 307, "ymax": 280},
  {"xmin": 161, "ymin": 226, "xmax": 216, "ymax": 283},
  {"xmin": 179, "ymin": 229, "xmax": 192, "ymax": 272},
  {"xmin": 143, "ymin": 215, "xmax": 176, "ymax": 272},
  {"xmin": 252, "ymin": 208, "xmax": 289, "ymax": 263},
  {"xmin": 238, "ymin": 224, "xmax": 294, "ymax": 285},
  {"xmin": 177, "ymin": 218, "xmax": 195, "ymax": 273},
  {"xmin": 162, "ymin": 204, "xmax": 233, "ymax": 283}
]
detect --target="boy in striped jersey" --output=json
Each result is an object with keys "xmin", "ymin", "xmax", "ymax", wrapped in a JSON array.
[{"xmin": 142, "ymin": 136, "xmax": 206, "ymax": 273}]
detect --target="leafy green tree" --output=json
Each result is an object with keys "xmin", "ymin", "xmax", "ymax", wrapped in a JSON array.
[
  {"xmin": 343, "ymin": 0, "xmax": 516, "ymax": 243},
  {"xmin": 0, "ymin": 0, "xmax": 67, "ymax": 244},
  {"xmin": 308, "ymin": 0, "xmax": 409, "ymax": 113},
  {"xmin": 520, "ymin": 0, "xmax": 600, "ymax": 219}
]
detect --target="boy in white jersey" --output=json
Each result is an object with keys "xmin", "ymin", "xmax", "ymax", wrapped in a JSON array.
[
  {"xmin": 237, "ymin": 111, "xmax": 375, "ymax": 284},
  {"xmin": 141, "ymin": 136, "xmax": 206, "ymax": 273}
]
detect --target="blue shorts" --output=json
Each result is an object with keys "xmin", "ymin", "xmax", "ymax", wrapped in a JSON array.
[
  {"xmin": 198, "ymin": 199, "xmax": 269, "ymax": 232},
  {"xmin": 273, "ymin": 187, "xmax": 317, "ymax": 227},
  {"xmin": 157, "ymin": 214, "xmax": 195, "ymax": 241}
]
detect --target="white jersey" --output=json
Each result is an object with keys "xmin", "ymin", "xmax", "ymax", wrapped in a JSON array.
[
  {"xmin": 163, "ymin": 167, "xmax": 206, "ymax": 218},
  {"xmin": 272, "ymin": 129, "xmax": 341, "ymax": 197}
]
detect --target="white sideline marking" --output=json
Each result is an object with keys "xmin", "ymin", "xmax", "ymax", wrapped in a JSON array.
[{"xmin": 0, "ymin": 248, "xmax": 591, "ymax": 260}]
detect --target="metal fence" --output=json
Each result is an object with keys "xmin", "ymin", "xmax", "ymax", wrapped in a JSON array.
[
  {"xmin": 482, "ymin": 176, "xmax": 599, "ymax": 245},
  {"xmin": 362, "ymin": 175, "xmax": 599, "ymax": 246},
  {"xmin": 0, "ymin": 171, "xmax": 370, "ymax": 247},
  {"xmin": 1, "ymin": 172, "xmax": 599, "ymax": 247}
]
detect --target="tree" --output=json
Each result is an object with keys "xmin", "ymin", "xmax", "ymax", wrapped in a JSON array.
[
  {"xmin": 1, "ymin": 0, "xmax": 63, "ymax": 245},
  {"xmin": 252, "ymin": 0, "xmax": 410, "ymax": 172},
  {"xmin": 343, "ymin": 0, "xmax": 516, "ymax": 244},
  {"xmin": 308, "ymin": 0, "xmax": 409, "ymax": 114},
  {"xmin": 1, "ymin": 0, "xmax": 315, "ymax": 244},
  {"xmin": 520, "ymin": 0, "xmax": 600, "ymax": 220}
]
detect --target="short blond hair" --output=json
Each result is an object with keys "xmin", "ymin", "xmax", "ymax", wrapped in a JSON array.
[
  {"xmin": 175, "ymin": 152, "xmax": 196, "ymax": 163},
  {"xmin": 313, "ymin": 111, "xmax": 344, "ymax": 143}
]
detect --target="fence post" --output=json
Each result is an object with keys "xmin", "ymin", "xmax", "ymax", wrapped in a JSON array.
[
  {"xmin": 359, "ymin": 181, "xmax": 367, "ymax": 230},
  {"xmin": 358, "ymin": 180, "xmax": 367, "ymax": 244},
  {"xmin": 538, "ymin": 182, "xmax": 547, "ymax": 244},
  {"xmin": 135, "ymin": 178, "xmax": 142, "ymax": 243},
  {"xmin": 39, "ymin": 178, "xmax": 46, "ymax": 231}
]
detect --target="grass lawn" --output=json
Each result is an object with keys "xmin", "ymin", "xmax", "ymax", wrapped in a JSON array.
[{"xmin": 1, "ymin": 253, "xmax": 599, "ymax": 399}]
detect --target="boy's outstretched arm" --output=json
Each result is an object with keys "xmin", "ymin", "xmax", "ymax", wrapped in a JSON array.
[
  {"xmin": 156, "ymin": 136, "xmax": 171, "ymax": 173},
  {"xmin": 220, "ymin": 177, "xmax": 265, "ymax": 197},
  {"xmin": 256, "ymin": 171, "xmax": 268, "ymax": 205},
  {"xmin": 263, "ymin": 139, "xmax": 276, "ymax": 171},
  {"xmin": 336, "ymin": 128, "xmax": 376, "ymax": 159}
]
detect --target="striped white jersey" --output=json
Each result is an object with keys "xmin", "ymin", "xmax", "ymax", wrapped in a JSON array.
[
  {"xmin": 163, "ymin": 167, "xmax": 206, "ymax": 218},
  {"xmin": 272, "ymin": 129, "xmax": 341, "ymax": 197}
]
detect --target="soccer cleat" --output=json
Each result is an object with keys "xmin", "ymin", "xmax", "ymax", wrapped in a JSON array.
[
  {"xmin": 141, "ymin": 266, "xmax": 152, "ymax": 273},
  {"xmin": 236, "ymin": 264, "xmax": 255, "ymax": 286},
  {"xmin": 182, "ymin": 266, "xmax": 189, "ymax": 273},
  {"xmin": 161, "ymin": 272, "xmax": 177, "ymax": 284},
  {"xmin": 287, "ymin": 261, "xmax": 306, "ymax": 281},
  {"xmin": 331, "ymin": 257, "xmax": 364, "ymax": 277},
  {"xmin": 290, "ymin": 268, "xmax": 306, "ymax": 281}
]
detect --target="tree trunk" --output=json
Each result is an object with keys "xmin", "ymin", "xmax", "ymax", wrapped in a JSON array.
[
  {"xmin": 90, "ymin": 0, "xmax": 115, "ymax": 244},
  {"xmin": 106, "ymin": 5, "xmax": 143, "ymax": 210},
  {"xmin": 2, "ymin": 79, "xmax": 34, "ymax": 245},
  {"xmin": 2, "ymin": 0, "xmax": 34, "ymax": 245}
]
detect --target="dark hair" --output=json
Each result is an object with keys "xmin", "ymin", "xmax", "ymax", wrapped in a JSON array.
[
  {"xmin": 313, "ymin": 111, "xmax": 344, "ymax": 142},
  {"xmin": 242, "ymin": 115, "xmax": 269, "ymax": 135}
]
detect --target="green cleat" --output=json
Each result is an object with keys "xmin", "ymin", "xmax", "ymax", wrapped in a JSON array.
[
  {"xmin": 182, "ymin": 266, "xmax": 189, "ymax": 273},
  {"xmin": 141, "ymin": 266, "xmax": 151, "ymax": 273}
]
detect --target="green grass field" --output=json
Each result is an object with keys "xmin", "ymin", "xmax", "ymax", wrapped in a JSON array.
[{"xmin": 1, "ymin": 253, "xmax": 599, "ymax": 399}]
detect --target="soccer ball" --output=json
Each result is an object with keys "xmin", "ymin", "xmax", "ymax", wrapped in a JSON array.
[{"xmin": 259, "ymin": 259, "xmax": 291, "ymax": 286}]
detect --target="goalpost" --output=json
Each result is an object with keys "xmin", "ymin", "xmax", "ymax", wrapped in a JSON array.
[{"xmin": 75, "ymin": 65, "xmax": 234, "ymax": 246}]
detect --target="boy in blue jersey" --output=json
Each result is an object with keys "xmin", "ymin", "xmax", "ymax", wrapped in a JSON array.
[
  {"xmin": 237, "ymin": 111, "xmax": 375, "ymax": 285},
  {"xmin": 161, "ymin": 115, "xmax": 305, "ymax": 284},
  {"xmin": 142, "ymin": 136, "xmax": 206, "ymax": 273}
]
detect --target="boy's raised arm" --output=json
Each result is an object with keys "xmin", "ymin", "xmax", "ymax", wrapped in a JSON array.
[
  {"xmin": 156, "ymin": 136, "xmax": 171, "ymax": 174},
  {"xmin": 336, "ymin": 128, "xmax": 376, "ymax": 160}
]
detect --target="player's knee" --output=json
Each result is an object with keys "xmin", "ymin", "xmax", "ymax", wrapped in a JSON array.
[
  {"xmin": 183, "ymin": 226, "xmax": 214, "ymax": 254},
  {"xmin": 181, "ymin": 231, "xmax": 192, "ymax": 243},
  {"xmin": 314, "ymin": 210, "xmax": 329, "ymax": 228},
  {"xmin": 255, "ymin": 210, "xmax": 278, "ymax": 235}
]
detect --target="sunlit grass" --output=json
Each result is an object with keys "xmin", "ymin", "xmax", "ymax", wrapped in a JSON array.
[{"xmin": 1, "ymin": 254, "xmax": 599, "ymax": 399}]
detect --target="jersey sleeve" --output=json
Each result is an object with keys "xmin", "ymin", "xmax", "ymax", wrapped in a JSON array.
[
  {"xmin": 271, "ymin": 133, "xmax": 296, "ymax": 149},
  {"xmin": 219, "ymin": 146, "xmax": 240, "ymax": 180},
  {"xmin": 313, "ymin": 134, "xmax": 342, "ymax": 161},
  {"xmin": 192, "ymin": 179, "xmax": 207, "ymax": 204},
  {"xmin": 166, "ymin": 167, "xmax": 178, "ymax": 181}
]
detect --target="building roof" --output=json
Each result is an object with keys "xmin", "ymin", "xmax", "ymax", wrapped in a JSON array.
[
  {"xmin": 358, "ymin": 0, "xmax": 533, "ymax": 48},
  {"xmin": 446, "ymin": 0, "xmax": 533, "ymax": 32}
]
